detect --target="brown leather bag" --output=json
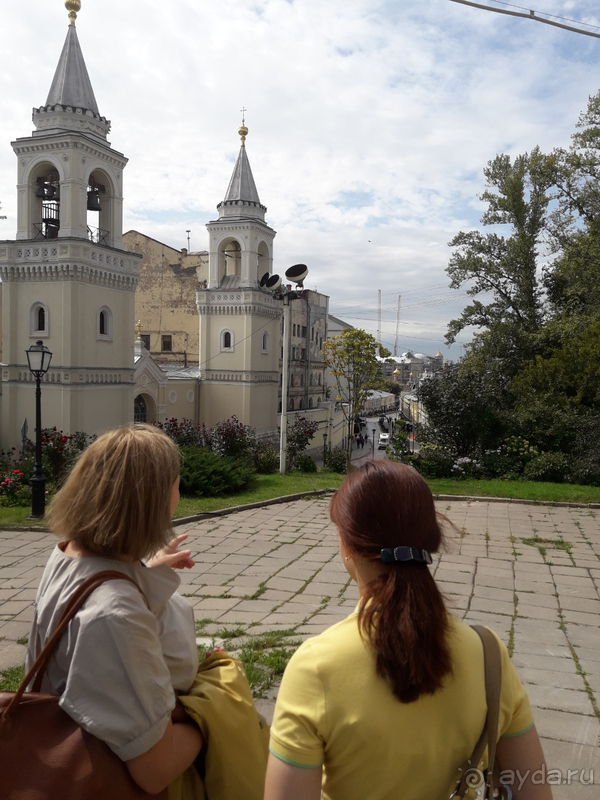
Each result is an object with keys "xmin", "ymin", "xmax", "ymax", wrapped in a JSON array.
[
  {"xmin": 451, "ymin": 625, "xmax": 508, "ymax": 800},
  {"xmin": 0, "ymin": 570, "xmax": 168, "ymax": 800}
]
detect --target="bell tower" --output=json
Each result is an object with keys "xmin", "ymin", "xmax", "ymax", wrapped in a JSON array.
[
  {"xmin": 196, "ymin": 119, "xmax": 280, "ymax": 435},
  {"xmin": 0, "ymin": 1, "xmax": 141, "ymax": 448}
]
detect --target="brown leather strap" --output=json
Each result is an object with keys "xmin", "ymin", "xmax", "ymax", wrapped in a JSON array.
[
  {"xmin": 452, "ymin": 625, "xmax": 502, "ymax": 799},
  {"xmin": 3, "ymin": 571, "xmax": 148, "ymax": 728}
]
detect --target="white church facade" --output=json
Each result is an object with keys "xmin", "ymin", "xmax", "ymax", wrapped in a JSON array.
[{"xmin": 0, "ymin": 1, "xmax": 344, "ymax": 452}]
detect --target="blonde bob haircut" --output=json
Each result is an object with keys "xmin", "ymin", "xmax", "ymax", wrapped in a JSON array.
[{"xmin": 47, "ymin": 424, "xmax": 181, "ymax": 561}]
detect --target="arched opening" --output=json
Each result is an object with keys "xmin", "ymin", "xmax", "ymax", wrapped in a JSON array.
[
  {"xmin": 99, "ymin": 311, "xmax": 106, "ymax": 336},
  {"xmin": 257, "ymin": 240, "xmax": 270, "ymax": 281},
  {"xmin": 38, "ymin": 307, "xmax": 46, "ymax": 331},
  {"xmin": 87, "ymin": 170, "xmax": 112, "ymax": 245},
  {"xmin": 31, "ymin": 162, "xmax": 61, "ymax": 240},
  {"xmin": 262, "ymin": 332, "xmax": 268, "ymax": 353},
  {"xmin": 134, "ymin": 393, "xmax": 156, "ymax": 424},
  {"xmin": 289, "ymin": 398, "xmax": 294, "ymax": 411},
  {"xmin": 308, "ymin": 398, "xmax": 313, "ymax": 409},
  {"xmin": 134, "ymin": 395, "xmax": 147, "ymax": 423},
  {"xmin": 217, "ymin": 237, "xmax": 242, "ymax": 285}
]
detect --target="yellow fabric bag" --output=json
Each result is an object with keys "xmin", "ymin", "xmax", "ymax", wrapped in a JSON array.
[{"xmin": 168, "ymin": 651, "xmax": 270, "ymax": 800}]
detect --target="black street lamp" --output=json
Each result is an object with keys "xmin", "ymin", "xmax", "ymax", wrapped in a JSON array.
[
  {"xmin": 372, "ymin": 426, "xmax": 376, "ymax": 458},
  {"xmin": 322, "ymin": 432, "xmax": 328, "ymax": 465},
  {"xmin": 26, "ymin": 340, "xmax": 52, "ymax": 518}
]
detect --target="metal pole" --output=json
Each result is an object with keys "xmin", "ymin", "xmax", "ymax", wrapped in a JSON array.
[
  {"xmin": 29, "ymin": 376, "xmax": 46, "ymax": 518},
  {"xmin": 372, "ymin": 426, "xmax": 376, "ymax": 458},
  {"xmin": 279, "ymin": 296, "xmax": 291, "ymax": 475}
]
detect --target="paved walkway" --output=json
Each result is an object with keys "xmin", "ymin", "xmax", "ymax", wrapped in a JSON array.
[{"xmin": 1, "ymin": 497, "xmax": 599, "ymax": 798}]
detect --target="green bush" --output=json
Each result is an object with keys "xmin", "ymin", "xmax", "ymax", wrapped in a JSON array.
[
  {"xmin": 323, "ymin": 448, "xmax": 347, "ymax": 474},
  {"xmin": 296, "ymin": 455, "xmax": 317, "ymax": 473},
  {"xmin": 254, "ymin": 443, "xmax": 279, "ymax": 474},
  {"xmin": 415, "ymin": 446, "xmax": 455, "ymax": 479},
  {"xmin": 523, "ymin": 452, "xmax": 570, "ymax": 484},
  {"xmin": 179, "ymin": 446, "xmax": 256, "ymax": 497}
]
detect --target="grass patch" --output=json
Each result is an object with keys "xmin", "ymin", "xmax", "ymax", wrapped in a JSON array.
[
  {"xmin": 239, "ymin": 631, "xmax": 301, "ymax": 697},
  {"xmin": 0, "ymin": 664, "xmax": 25, "ymax": 692},
  {"xmin": 174, "ymin": 473, "xmax": 343, "ymax": 517},
  {"xmin": 0, "ymin": 506, "xmax": 42, "ymax": 528},
  {"xmin": 426, "ymin": 479, "xmax": 600, "ymax": 505},
  {"xmin": 216, "ymin": 627, "xmax": 246, "ymax": 639}
]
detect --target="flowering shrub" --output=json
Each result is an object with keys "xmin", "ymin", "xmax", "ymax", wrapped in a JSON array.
[
  {"xmin": 451, "ymin": 456, "xmax": 483, "ymax": 480},
  {"xmin": 0, "ymin": 468, "xmax": 27, "ymax": 506},
  {"xmin": 285, "ymin": 416, "xmax": 316, "ymax": 469},
  {"xmin": 213, "ymin": 416, "xmax": 256, "ymax": 459},
  {"xmin": 414, "ymin": 445, "xmax": 455, "ymax": 479},
  {"xmin": 155, "ymin": 417, "xmax": 256, "ymax": 460},
  {"xmin": 154, "ymin": 418, "xmax": 212, "ymax": 448},
  {"xmin": 39, "ymin": 428, "xmax": 96, "ymax": 485}
]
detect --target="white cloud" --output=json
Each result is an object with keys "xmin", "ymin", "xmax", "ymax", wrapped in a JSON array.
[{"xmin": 1, "ymin": 0, "xmax": 598, "ymax": 359}]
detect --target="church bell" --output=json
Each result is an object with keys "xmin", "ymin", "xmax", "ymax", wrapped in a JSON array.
[{"xmin": 87, "ymin": 190, "xmax": 101, "ymax": 211}]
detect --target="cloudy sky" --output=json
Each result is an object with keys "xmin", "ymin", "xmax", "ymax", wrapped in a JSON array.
[{"xmin": 1, "ymin": 0, "xmax": 599, "ymax": 359}]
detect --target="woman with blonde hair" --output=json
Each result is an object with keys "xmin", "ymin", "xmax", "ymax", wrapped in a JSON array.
[
  {"xmin": 26, "ymin": 424, "xmax": 202, "ymax": 794},
  {"xmin": 265, "ymin": 460, "xmax": 552, "ymax": 800}
]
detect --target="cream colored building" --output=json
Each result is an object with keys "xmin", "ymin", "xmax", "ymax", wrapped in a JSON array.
[
  {"xmin": 0, "ymin": 4, "xmax": 140, "ymax": 450},
  {"xmin": 0, "ymin": 3, "xmax": 346, "ymax": 454}
]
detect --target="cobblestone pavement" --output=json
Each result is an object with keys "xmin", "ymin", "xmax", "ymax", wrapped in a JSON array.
[{"xmin": 1, "ymin": 497, "xmax": 600, "ymax": 798}]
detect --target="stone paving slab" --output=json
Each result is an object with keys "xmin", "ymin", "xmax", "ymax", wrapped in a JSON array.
[{"xmin": 1, "ymin": 497, "xmax": 600, "ymax": 795}]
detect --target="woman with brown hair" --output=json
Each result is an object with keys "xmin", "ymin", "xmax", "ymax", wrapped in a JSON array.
[{"xmin": 265, "ymin": 460, "xmax": 552, "ymax": 800}]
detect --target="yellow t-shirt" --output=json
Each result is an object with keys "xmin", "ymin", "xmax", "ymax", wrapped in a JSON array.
[{"xmin": 270, "ymin": 612, "xmax": 532, "ymax": 800}]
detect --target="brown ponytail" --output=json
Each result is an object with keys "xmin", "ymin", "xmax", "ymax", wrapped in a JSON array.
[{"xmin": 330, "ymin": 460, "xmax": 452, "ymax": 703}]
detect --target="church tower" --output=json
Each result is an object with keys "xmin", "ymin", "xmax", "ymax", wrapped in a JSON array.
[
  {"xmin": 0, "ymin": 1, "xmax": 140, "ymax": 448},
  {"xmin": 196, "ymin": 120, "xmax": 280, "ymax": 435}
]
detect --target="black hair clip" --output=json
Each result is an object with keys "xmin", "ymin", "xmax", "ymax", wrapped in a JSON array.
[{"xmin": 380, "ymin": 546, "xmax": 433, "ymax": 565}]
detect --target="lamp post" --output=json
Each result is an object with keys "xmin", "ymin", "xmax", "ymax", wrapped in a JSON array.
[
  {"xmin": 259, "ymin": 264, "xmax": 309, "ymax": 476},
  {"xmin": 322, "ymin": 432, "xmax": 328, "ymax": 465},
  {"xmin": 372, "ymin": 426, "xmax": 376, "ymax": 457},
  {"xmin": 26, "ymin": 340, "xmax": 53, "ymax": 518}
]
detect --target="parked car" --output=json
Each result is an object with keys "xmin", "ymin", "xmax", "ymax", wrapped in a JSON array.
[{"xmin": 378, "ymin": 433, "xmax": 390, "ymax": 450}]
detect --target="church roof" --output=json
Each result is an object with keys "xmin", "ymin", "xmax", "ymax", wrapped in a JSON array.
[
  {"xmin": 45, "ymin": 23, "xmax": 99, "ymax": 114},
  {"xmin": 224, "ymin": 144, "xmax": 261, "ymax": 205}
]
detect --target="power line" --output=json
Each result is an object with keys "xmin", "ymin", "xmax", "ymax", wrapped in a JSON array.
[{"xmin": 448, "ymin": 0, "xmax": 600, "ymax": 38}]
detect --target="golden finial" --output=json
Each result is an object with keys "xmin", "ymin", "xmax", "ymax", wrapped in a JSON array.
[
  {"xmin": 136, "ymin": 320, "xmax": 143, "ymax": 338},
  {"xmin": 65, "ymin": 0, "xmax": 81, "ymax": 25},
  {"xmin": 239, "ymin": 107, "xmax": 248, "ymax": 145}
]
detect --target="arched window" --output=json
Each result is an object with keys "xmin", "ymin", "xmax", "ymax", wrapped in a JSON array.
[
  {"xmin": 262, "ymin": 332, "xmax": 269, "ymax": 353},
  {"xmin": 308, "ymin": 398, "xmax": 313, "ymax": 408},
  {"xmin": 220, "ymin": 329, "xmax": 234, "ymax": 352},
  {"xmin": 97, "ymin": 306, "xmax": 113, "ymax": 341},
  {"xmin": 289, "ymin": 398, "xmax": 294, "ymax": 411},
  {"xmin": 29, "ymin": 302, "xmax": 49, "ymax": 337}
]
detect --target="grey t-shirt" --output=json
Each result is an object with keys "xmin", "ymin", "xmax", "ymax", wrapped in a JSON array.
[{"xmin": 26, "ymin": 545, "xmax": 199, "ymax": 761}]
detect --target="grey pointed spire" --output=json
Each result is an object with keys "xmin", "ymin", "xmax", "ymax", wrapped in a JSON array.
[
  {"xmin": 224, "ymin": 145, "xmax": 261, "ymax": 204},
  {"xmin": 45, "ymin": 24, "xmax": 99, "ymax": 113},
  {"xmin": 217, "ymin": 122, "xmax": 267, "ymax": 221}
]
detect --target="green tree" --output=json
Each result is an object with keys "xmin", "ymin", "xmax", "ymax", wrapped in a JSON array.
[
  {"xmin": 322, "ymin": 329, "xmax": 390, "ymax": 468},
  {"xmin": 446, "ymin": 147, "xmax": 554, "ymax": 374}
]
